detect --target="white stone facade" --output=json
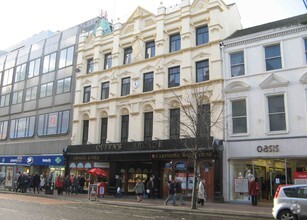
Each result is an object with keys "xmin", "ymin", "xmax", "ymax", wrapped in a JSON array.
[{"xmin": 222, "ymin": 15, "xmax": 307, "ymax": 201}]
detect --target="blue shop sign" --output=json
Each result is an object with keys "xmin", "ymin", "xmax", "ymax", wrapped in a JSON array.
[{"xmin": 0, "ymin": 155, "xmax": 64, "ymax": 166}]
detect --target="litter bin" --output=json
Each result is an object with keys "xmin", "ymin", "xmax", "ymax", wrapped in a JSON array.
[
  {"xmin": 97, "ymin": 182, "xmax": 107, "ymax": 198},
  {"xmin": 45, "ymin": 182, "xmax": 54, "ymax": 194}
]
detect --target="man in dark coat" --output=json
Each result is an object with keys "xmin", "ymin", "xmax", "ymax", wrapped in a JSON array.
[
  {"xmin": 33, "ymin": 172, "xmax": 41, "ymax": 193},
  {"xmin": 164, "ymin": 179, "xmax": 176, "ymax": 206}
]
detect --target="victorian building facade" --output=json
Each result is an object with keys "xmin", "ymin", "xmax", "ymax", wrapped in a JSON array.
[
  {"xmin": 65, "ymin": 0, "xmax": 241, "ymax": 200},
  {"xmin": 222, "ymin": 13, "xmax": 307, "ymax": 202}
]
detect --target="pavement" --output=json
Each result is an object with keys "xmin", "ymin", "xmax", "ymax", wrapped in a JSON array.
[{"xmin": 0, "ymin": 188, "xmax": 274, "ymax": 219}]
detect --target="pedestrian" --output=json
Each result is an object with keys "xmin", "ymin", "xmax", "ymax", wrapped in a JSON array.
[
  {"xmin": 175, "ymin": 179, "xmax": 185, "ymax": 205},
  {"xmin": 55, "ymin": 175, "xmax": 64, "ymax": 195},
  {"xmin": 197, "ymin": 178, "xmax": 206, "ymax": 207},
  {"xmin": 78, "ymin": 175, "xmax": 86, "ymax": 193},
  {"xmin": 64, "ymin": 175, "xmax": 71, "ymax": 195},
  {"xmin": 133, "ymin": 177, "xmax": 144, "ymax": 202},
  {"xmin": 39, "ymin": 175, "xmax": 45, "ymax": 192},
  {"xmin": 32, "ymin": 172, "xmax": 40, "ymax": 194},
  {"xmin": 72, "ymin": 175, "xmax": 79, "ymax": 195},
  {"xmin": 164, "ymin": 179, "xmax": 176, "ymax": 206},
  {"xmin": 115, "ymin": 175, "xmax": 122, "ymax": 197},
  {"xmin": 15, "ymin": 172, "xmax": 23, "ymax": 193},
  {"xmin": 249, "ymin": 177, "xmax": 259, "ymax": 206},
  {"xmin": 23, "ymin": 173, "xmax": 30, "ymax": 193},
  {"xmin": 146, "ymin": 176, "xmax": 154, "ymax": 199}
]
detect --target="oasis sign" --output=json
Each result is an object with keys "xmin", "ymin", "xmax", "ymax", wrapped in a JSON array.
[{"xmin": 257, "ymin": 145, "xmax": 279, "ymax": 153}]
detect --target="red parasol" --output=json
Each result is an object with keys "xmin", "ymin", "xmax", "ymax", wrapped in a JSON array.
[{"xmin": 87, "ymin": 168, "xmax": 108, "ymax": 177}]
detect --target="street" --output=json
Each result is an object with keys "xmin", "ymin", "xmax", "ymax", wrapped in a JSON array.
[{"xmin": 0, "ymin": 193, "xmax": 269, "ymax": 220}]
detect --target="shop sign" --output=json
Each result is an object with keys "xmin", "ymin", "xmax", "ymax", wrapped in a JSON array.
[
  {"xmin": 0, "ymin": 155, "xmax": 64, "ymax": 166},
  {"xmin": 152, "ymin": 151, "xmax": 217, "ymax": 160},
  {"xmin": 256, "ymin": 145, "xmax": 279, "ymax": 153},
  {"xmin": 294, "ymin": 171, "xmax": 307, "ymax": 184},
  {"xmin": 175, "ymin": 162, "xmax": 186, "ymax": 170},
  {"xmin": 72, "ymin": 155, "xmax": 102, "ymax": 161}
]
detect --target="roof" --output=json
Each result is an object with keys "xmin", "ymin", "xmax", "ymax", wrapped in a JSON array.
[{"xmin": 226, "ymin": 13, "xmax": 307, "ymax": 40}]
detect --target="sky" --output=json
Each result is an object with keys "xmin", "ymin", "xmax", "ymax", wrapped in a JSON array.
[{"xmin": 0, "ymin": 0, "xmax": 306, "ymax": 51}]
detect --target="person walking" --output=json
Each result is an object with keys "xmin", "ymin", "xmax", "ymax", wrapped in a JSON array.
[
  {"xmin": 133, "ymin": 177, "xmax": 144, "ymax": 202},
  {"xmin": 71, "ymin": 175, "xmax": 79, "ymax": 195},
  {"xmin": 198, "ymin": 179, "xmax": 206, "ymax": 207},
  {"xmin": 164, "ymin": 179, "xmax": 176, "ymax": 206},
  {"xmin": 249, "ymin": 177, "xmax": 259, "ymax": 206},
  {"xmin": 146, "ymin": 176, "xmax": 154, "ymax": 199},
  {"xmin": 115, "ymin": 175, "xmax": 123, "ymax": 197},
  {"xmin": 175, "ymin": 179, "xmax": 185, "ymax": 205},
  {"xmin": 39, "ymin": 175, "xmax": 45, "ymax": 192},
  {"xmin": 55, "ymin": 175, "xmax": 64, "ymax": 195},
  {"xmin": 64, "ymin": 175, "xmax": 71, "ymax": 195}
]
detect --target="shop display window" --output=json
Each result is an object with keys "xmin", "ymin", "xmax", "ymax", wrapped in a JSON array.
[{"xmin": 127, "ymin": 167, "xmax": 148, "ymax": 192}]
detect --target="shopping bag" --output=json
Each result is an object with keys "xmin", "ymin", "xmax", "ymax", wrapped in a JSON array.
[{"xmin": 146, "ymin": 189, "xmax": 150, "ymax": 194}]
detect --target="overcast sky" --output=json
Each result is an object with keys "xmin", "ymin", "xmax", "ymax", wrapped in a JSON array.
[{"xmin": 0, "ymin": 0, "xmax": 306, "ymax": 50}]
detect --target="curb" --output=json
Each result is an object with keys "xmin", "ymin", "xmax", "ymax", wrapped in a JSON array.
[{"xmin": 0, "ymin": 189, "xmax": 273, "ymax": 219}]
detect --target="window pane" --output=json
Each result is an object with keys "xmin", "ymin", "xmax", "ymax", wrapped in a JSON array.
[
  {"xmin": 233, "ymin": 118, "xmax": 247, "ymax": 133},
  {"xmin": 59, "ymin": 49, "xmax": 67, "ymax": 68},
  {"xmin": 49, "ymin": 53, "xmax": 56, "ymax": 71},
  {"xmin": 61, "ymin": 111, "xmax": 70, "ymax": 133},
  {"xmin": 121, "ymin": 77, "xmax": 130, "ymax": 96},
  {"xmin": 230, "ymin": 52, "xmax": 245, "ymax": 77},
  {"xmin": 144, "ymin": 112, "xmax": 153, "ymax": 141},
  {"xmin": 168, "ymin": 66, "xmax": 180, "ymax": 87},
  {"xmin": 43, "ymin": 55, "xmax": 50, "ymax": 73},
  {"xmin": 121, "ymin": 115, "xmax": 129, "ymax": 142},
  {"xmin": 268, "ymin": 95, "xmax": 286, "ymax": 131},
  {"xmin": 37, "ymin": 115, "xmax": 45, "ymax": 136},
  {"xmin": 232, "ymin": 99, "xmax": 247, "ymax": 134},
  {"xmin": 265, "ymin": 44, "xmax": 281, "ymax": 71},
  {"xmin": 63, "ymin": 77, "xmax": 71, "ymax": 93},
  {"xmin": 47, "ymin": 113, "xmax": 58, "ymax": 135},
  {"xmin": 170, "ymin": 108, "xmax": 180, "ymax": 139},
  {"xmin": 196, "ymin": 26, "xmax": 209, "ymax": 45},
  {"xmin": 101, "ymin": 82, "xmax": 109, "ymax": 99},
  {"xmin": 143, "ymin": 72, "xmax": 153, "ymax": 92},
  {"xmin": 196, "ymin": 60, "xmax": 209, "ymax": 82},
  {"xmin": 56, "ymin": 79, "xmax": 64, "ymax": 94},
  {"xmin": 66, "ymin": 46, "xmax": 74, "ymax": 66},
  {"xmin": 170, "ymin": 34, "xmax": 180, "ymax": 52},
  {"xmin": 269, "ymin": 114, "xmax": 286, "ymax": 131}
]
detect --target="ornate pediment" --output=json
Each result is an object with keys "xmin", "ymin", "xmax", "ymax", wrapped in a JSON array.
[
  {"xmin": 259, "ymin": 73, "xmax": 289, "ymax": 89},
  {"xmin": 299, "ymin": 71, "xmax": 307, "ymax": 84},
  {"xmin": 225, "ymin": 81, "xmax": 250, "ymax": 93},
  {"xmin": 192, "ymin": 0, "xmax": 209, "ymax": 12},
  {"xmin": 140, "ymin": 64, "xmax": 155, "ymax": 73},
  {"xmin": 122, "ymin": 7, "xmax": 155, "ymax": 34},
  {"xmin": 165, "ymin": 59, "xmax": 181, "ymax": 67},
  {"xmin": 84, "ymin": 34, "xmax": 95, "ymax": 48},
  {"xmin": 192, "ymin": 52, "xmax": 210, "ymax": 61}
]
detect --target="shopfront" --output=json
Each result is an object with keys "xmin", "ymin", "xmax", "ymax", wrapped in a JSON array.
[
  {"xmin": 226, "ymin": 138, "xmax": 307, "ymax": 202},
  {"xmin": 0, "ymin": 155, "xmax": 65, "ymax": 189},
  {"xmin": 65, "ymin": 139, "xmax": 222, "ymax": 200}
]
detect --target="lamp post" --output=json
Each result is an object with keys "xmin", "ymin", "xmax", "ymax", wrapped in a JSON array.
[{"xmin": 213, "ymin": 139, "xmax": 224, "ymax": 202}]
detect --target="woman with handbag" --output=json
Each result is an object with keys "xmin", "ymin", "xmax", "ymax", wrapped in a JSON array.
[
  {"xmin": 248, "ymin": 177, "xmax": 259, "ymax": 206},
  {"xmin": 133, "ymin": 177, "xmax": 144, "ymax": 202}
]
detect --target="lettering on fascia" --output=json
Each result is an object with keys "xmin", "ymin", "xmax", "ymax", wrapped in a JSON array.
[
  {"xmin": 257, "ymin": 145, "xmax": 279, "ymax": 153},
  {"xmin": 95, "ymin": 143, "xmax": 122, "ymax": 152}
]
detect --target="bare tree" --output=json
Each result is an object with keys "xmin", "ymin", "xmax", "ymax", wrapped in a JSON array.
[{"xmin": 164, "ymin": 84, "xmax": 224, "ymax": 209}]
